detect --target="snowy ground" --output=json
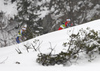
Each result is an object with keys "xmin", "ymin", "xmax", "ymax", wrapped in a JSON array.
[{"xmin": 0, "ymin": 19, "xmax": 100, "ymax": 71}]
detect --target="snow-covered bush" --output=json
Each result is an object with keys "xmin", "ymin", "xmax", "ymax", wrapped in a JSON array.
[{"xmin": 36, "ymin": 28, "xmax": 100, "ymax": 66}]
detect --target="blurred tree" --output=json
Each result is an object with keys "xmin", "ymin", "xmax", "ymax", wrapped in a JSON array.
[{"xmin": 17, "ymin": 0, "xmax": 44, "ymax": 39}]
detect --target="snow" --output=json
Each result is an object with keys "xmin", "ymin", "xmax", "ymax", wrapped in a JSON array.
[
  {"xmin": 86, "ymin": 4, "xmax": 100, "ymax": 20},
  {"xmin": 0, "ymin": 19, "xmax": 100, "ymax": 71},
  {"xmin": 37, "ymin": 9, "xmax": 50, "ymax": 19},
  {"xmin": 37, "ymin": 0, "xmax": 50, "ymax": 6},
  {"xmin": 0, "ymin": 0, "xmax": 17, "ymax": 19},
  {"xmin": 88, "ymin": 2, "xmax": 93, "ymax": 8}
]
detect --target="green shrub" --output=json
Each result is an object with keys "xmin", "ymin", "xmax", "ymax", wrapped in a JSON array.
[{"xmin": 36, "ymin": 28, "xmax": 100, "ymax": 66}]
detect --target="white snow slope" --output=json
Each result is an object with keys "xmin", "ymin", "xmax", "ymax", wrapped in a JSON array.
[{"xmin": 0, "ymin": 19, "xmax": 100, "ymax": 71}]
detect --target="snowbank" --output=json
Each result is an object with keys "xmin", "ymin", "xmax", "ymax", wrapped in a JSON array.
[{"xmin": 0, "ymin": 19, "xmax": 100, "ymax": 71}]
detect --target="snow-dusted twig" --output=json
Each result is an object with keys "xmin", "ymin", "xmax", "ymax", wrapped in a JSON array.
[
  {"xmin": 15, "ymin": 48, "xmax": 22, "ymax": 54},
  {"xmin": 49, "ymin": 42, "xmax": 56, "ymax": 55},
  {"xmin": 0, "ymin": 57, "xmax": 8, "ymax": 64},
  {"xmin": 36, "ymin": 41, "xmax": 43, "ymax": 53}
]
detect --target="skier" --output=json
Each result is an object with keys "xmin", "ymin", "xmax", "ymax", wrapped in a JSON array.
[
  {"xmin": 58, "ymin": 22, "xmax": 66, "ymax": 30},
  {"xmin": 16, "ymin": 24, "xmax": 27, "ymax": 43},
  {"xmin": 58, "ymin": 19, "xmax": 73, "ymax": 30}
]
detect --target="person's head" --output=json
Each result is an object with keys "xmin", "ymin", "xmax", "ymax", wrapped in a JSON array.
[
  {"xmin": 22, "ymin": 24, "xmax": 27, "ymax": 31},
  {"xmin": 22, "ymin": 27, "xmax": 26, "ymax": 31},
  {"xmin": 66, "ymin": 19, "xmax": 71, "ymax": 23},
  {"xmin": 24, "ymin": 24, "xmax": 27, "ymax": 28}
]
